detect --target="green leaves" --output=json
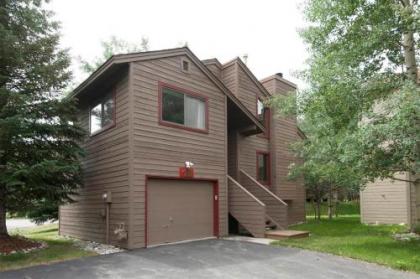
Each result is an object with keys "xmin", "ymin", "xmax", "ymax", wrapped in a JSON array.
[{"xmin": 271, "ymin": 0, "xmax": 419, "ymax": 197}]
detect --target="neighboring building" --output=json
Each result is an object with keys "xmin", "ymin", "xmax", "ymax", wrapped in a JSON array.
[
  {"xmin": 361, "ymin": 173, "xmax": 419, "ymax": 228},
  {"xmin": 59, "ymin": 47, "xmax": 305, "ymax": 249}
]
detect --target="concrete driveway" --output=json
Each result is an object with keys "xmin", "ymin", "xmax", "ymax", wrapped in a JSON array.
[{"xmin": 2, "ymin": 239, "xmax": 419, "ymax": 279}]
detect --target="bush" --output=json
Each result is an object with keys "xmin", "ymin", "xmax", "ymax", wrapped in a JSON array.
[{"xmin": 413, "ymin": 224, "xmax": 420, "ymax": 234}]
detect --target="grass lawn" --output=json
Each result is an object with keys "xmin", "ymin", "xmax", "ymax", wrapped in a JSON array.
[
  {"xmin": 0, "ymin": 224, "xmax": 96, "ymax": 272},
  {"xmin": 305, "ymin": 201, "xmax": 360, "ymax": 216},
  {"xmin": 272, "ymin": 216, "xmax": 420, "ymax": 273}
]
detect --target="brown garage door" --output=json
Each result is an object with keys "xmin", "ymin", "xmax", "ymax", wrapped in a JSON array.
[{"xmin": 147, "ymin": 179, "xmax": 215, "ymax": 246}]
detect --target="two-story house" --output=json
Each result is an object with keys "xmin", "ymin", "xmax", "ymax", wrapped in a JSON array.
[{"xmin": 59, "ymin": 47, "xmax": 305, "ymax": 248}]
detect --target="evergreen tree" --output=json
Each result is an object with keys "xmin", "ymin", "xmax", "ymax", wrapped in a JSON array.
[{"xmin": 0, "ymin": 0, "xmax": 85, "ymax": 236}]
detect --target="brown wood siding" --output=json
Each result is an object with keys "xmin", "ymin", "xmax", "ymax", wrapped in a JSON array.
[
  {"xmin": 237, "ymin": 65, "xmax": 259, "ymax": 114},
  {"xmin": 238, "ymin": 134, "xmax": 269, "ymax": 180},
  {"xmin": 221, "ymin": 63, "xmax": 238, "ymax": 96},
  {"xmin": 60, "ymin": 75, "xmax": 130, "ymax": 248},
  {"xmin": 204, "ymin": 63, "xmax": 221, "ymax": 79},
  {"xmin": 239, "ymin": 170, "xmax": 288, "ymax": 229},
  {"xmin": 228, "ymin": 130, "xmax": 239, "ymax": 178},
  {"xmin": 228, "ymin": 176, "xmax": 266, "ymax": 237},
  {"xmin": 262, "ymin": 76, "xmax": 306, "ymax": 224},
  {"xmin": 415, "ymin": 180, "xmax": 420, "ymax": 225},
  {"xmin": 361, "ymin": 175, "xmax": 410, "ymax": 225},
  {"xmin": 130, "ymin": 55, "xmax": 227, "ymax": 248}
]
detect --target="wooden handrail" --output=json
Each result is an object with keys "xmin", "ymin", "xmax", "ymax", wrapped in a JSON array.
[
  {"xmin": 239, "ymin": 169, "xmax": 288, "ymax": 206},
  {"xmin": 227, "ymin": 175, "xmax": 265, "ymax": 207}
]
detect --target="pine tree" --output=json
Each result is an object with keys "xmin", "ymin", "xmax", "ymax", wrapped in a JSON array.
[{"xmin": 0, "ymin": 0, "xmax": 85, "ymax": 236}]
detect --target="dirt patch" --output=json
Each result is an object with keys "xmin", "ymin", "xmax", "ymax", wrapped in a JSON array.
[{"xmin": 0, "ymin": 235, "xmax": 46, "ymax": 255}]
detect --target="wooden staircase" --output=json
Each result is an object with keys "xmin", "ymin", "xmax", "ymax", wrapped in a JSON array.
[{"xmin": 228, "ymin": 172, "xmax": 309, "ymax": 240}]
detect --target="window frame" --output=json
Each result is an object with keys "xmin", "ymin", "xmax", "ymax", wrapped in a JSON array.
[
  {"xmin": 180, "ymin": 58, "xmax": 190, "ymax": 73},
  {"xmin": 158, "ymin": 81, "xmax": 209, "ymax": 134},
  {"xmin": 89, "ymin": 88, "xmax": 116, "ymax": 137},
  {"xmin": 256, "ymin": 150, "xmax": 271, "ymax": 186}
]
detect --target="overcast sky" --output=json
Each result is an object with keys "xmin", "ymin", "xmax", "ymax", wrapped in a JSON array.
[{"xmin": 48, "ymin": 0, "xmax": 308, "ymax": 87}]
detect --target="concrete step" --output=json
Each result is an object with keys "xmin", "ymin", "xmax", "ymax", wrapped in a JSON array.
[{"xmin": 265, "ymin": 230, "xmax": 309, "ymax": 240}]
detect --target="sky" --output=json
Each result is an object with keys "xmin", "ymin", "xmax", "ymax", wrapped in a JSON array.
[{"xmin": 47, "ymin": 0, "xmax": 309, "ymax": 87}]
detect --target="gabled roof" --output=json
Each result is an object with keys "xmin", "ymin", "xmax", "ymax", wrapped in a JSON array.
[
  {"xmin": 222, "ymin": 57, "xmax": 271, "ymax": 98},
  {"xmin": 70, "ymin": 47, "xmax": 265, "ymax": 133},
  {"xmin": 260, "ymin": 74, "xmax": 297, "ymax": 89}
]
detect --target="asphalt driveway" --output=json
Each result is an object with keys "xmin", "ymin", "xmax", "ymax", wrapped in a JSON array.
[{"xmin": 2, "ymin": 239, "xmax": 419, "ymax": 279}]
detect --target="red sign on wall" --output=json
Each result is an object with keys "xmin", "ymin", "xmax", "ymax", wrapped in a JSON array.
[{"xmin": 179, "ymin": 167, "xmax": 194, "ymax": 178}]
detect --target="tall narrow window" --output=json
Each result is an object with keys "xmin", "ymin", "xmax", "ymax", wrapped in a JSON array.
[
  {"xmin": 257, "ymin": 98, "xmax": 265, "ymax": 122},
  {"xmin": 89, "ymin": 93, "xmax": 115, "ymax": 135},
  {"xmin": 160, "ymin": 84, "xmax": 207, "ymax": 132},
  {"xmin": 257, "ymin": 152, "xmax": 270, "ymax": 185},
  {"xmin": 257, "ymin": 97, "xmax": 270, "ymax": 138}
]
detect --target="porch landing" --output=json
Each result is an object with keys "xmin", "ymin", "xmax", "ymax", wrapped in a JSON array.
[{"xmin": 265, "ymin": 230, "xmax": 309, "ymax": 240}]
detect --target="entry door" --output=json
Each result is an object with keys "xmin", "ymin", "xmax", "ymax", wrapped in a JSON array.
[{"xmin": 147, "ymin": 179, "xmax": 214, "ymax": 246}]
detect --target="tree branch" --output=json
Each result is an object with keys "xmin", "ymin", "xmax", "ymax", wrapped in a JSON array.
[{"xmin": 390, "ymin": 176, "xmax": 417, "ymax": 184}]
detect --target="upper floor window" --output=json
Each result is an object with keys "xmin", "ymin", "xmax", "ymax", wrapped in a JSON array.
[
  {"xmin": 159, "ymin": 83, "xmax": 208, "ymax": 132},
  {"xmin": 90, "ymin": 92, "xmax": 115, "ymax": 135},
  {"xmin": 257, "ymin": 98, "xmax": 265, "ymax": 121},
  {"xmin": 181, "ymin": 59, "xmax": 190, "ymax": 73},
  {"xmin": 257, "ymin": 151, "xmax": 270, "ymax": 185},
  {"xmin": 257, "ymin": 97, "xmax": 270, "ymax": 138}
]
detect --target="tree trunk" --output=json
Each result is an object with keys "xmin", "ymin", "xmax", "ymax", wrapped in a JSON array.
[
  {"xmin": 0, "ymin": 189, "xmax": 8, "ymax": 236},
  {"xmin": 328, "ymin": 186, "xmax": 333, "ymax": 220},
  {"xmin": 334, "ymin": 190, "xmax": 339, "ymax": 218},
  {"xmin": 316, "ymin": 198, "xmax": 321, "ymax": 221},
  {"xmin": 401, "ymin": 1, "xmax": 418, "ymax": 82}
]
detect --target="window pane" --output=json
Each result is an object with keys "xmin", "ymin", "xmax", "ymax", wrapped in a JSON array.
[
  {"xmin": 185, "ymin": 95, "xmax": 205, "ymax": 129},
  {"xmin": 162, "ymin": 88, "xmax": 184, "ymax": 125},
  {"xmin": 257, "ymin": 99, "xmax": 264, "ymax": 121},
  {"xmin": 257, "ymin": 154, "xmax": 268, "ymax": 182},
  {"xmin": 102, "ymin": 96, "xmax": 114, "ymax": 127},
  {"xmin": 90, "ymin": 103, "xmax": 102, "ymax": 134}
]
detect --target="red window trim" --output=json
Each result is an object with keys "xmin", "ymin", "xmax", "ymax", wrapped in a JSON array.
[
  {"xmin": 144, "ymin": 175, "xmax": 219, "ymax": 247},
  {"xmin": 158, "ymin": 81, "xmax": 209, "ymax": 134},
  {"xmin": 89, "ymin": 87, "xmax": 117, "ymax": 137},
  {"xmin": 256, "ymin": 150, "xmax": 271, "ymax": 186}
]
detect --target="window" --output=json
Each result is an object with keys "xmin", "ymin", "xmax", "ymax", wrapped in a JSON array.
[
  {"xmin": 181, "ymin": 59, "xmax": 190, "ymax": 72},
  {"xmin": 257, "ymin": 97, "xmax": 270, "ymax": 138},
  {"xmin": 89, "ymin": 93, "xmax": 115, "ymax": 135},
  {"xmin": 257, "ymin": 98, "xmax": 264, "ymax": 122},
  {"xmin": 257, "ymin": 151, "xmax": 270, "ymax": 185},
  {"xmin": 160, "ymin": 83, "xmax": 207, "ymax": 132}
]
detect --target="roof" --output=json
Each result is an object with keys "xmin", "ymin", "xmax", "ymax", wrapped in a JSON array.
[
  {"xmin": 70, "ymin": 47, "xmax": 265, "ymax": 134},
  {"xmin": 260, "ymin": 74, "xmax": 297, "ymax": 89},
  {"xmin": 222, "ymin": 57, "xmax": 271, "ymax": 98}
]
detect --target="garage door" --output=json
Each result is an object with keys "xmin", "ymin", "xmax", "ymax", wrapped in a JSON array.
[{"xmin": 147, "ymin": 179, "xmax": 216, "ymax": 246}]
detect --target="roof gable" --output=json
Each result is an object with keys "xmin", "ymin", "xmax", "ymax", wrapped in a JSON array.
[
  {"xmin": 222, "ymin": 58, "xmax": 271, "ymax": 98},
  {"xmin": 71, "ymin": 47, "xmax": 265, "ymax": 134}
]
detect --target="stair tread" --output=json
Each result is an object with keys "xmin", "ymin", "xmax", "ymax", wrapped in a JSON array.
[{"xmin": 265, "ymin": 230, "xmax": 309, "ymax": 239}]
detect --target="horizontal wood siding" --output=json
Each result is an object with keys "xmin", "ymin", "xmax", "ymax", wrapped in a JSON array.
[
  {"xmin": 228, "ymin": 130, "xmax": 238, "ymax": 178},
  {"xmin": 262, "ymin": 76, "xmax": 306, "ymax": 224},
  {"xmin": 221, "ymin": 63, "xmax": 237, "ymax": 96},
  {"xmin": 239, "ymin": 170, "xmax": 288, "ymax": 229},
  {"xmin": 204, "ymin": 63, "xmax": 221, "ymax": 79},
  {"xmin": 361, "ymin": 175, "xmax": 410, "ymax": 225},
  {"xmin": 228, "ymin": 176, "xmax": 266, "ymax": 237},
  {"xmin": 60, "ymin": 75, "xmax": 130, "ymax": 248},
  {"xmin": 237, "ymin": 65, "xmax": 259, "ymax": 114},
  {"xmin": 130, "ymin": 55, "xmax": 227, "ymax": 248}
]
